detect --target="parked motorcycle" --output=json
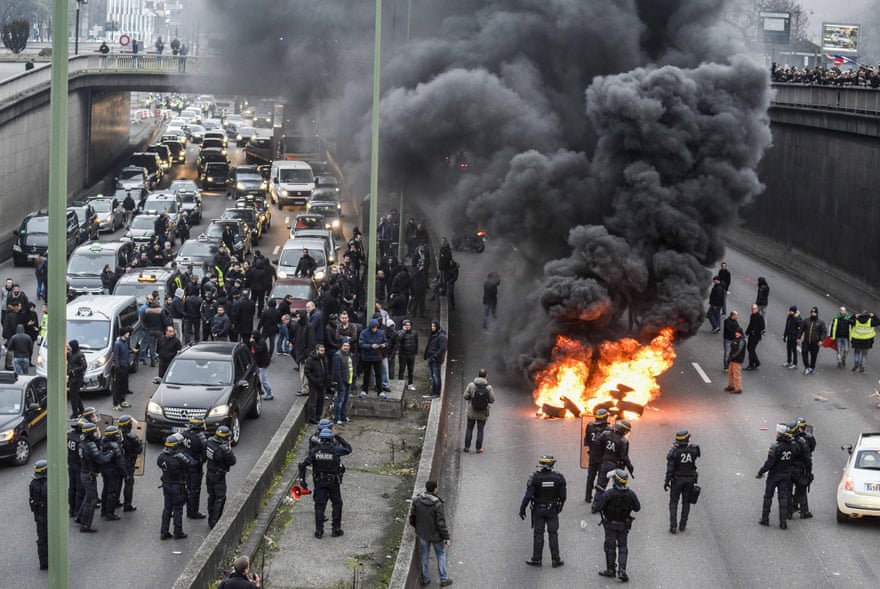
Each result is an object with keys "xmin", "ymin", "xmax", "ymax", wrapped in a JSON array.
[{"xmin": 451, "ymin": 230, "xmax": 486, "ymax": 253}]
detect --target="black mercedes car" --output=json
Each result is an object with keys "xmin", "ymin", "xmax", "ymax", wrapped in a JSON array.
[
  {"xmin": 145, "ymin": 341, "xmax": 262, "ymax": 446},
  {"xmin": 0, "ymin": 372, "xmax": 47, "ymax": 466}
]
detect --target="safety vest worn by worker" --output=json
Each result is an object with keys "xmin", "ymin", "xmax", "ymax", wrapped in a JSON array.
[{"xmin": 851, "ymin": 318, "xmax": 876, "ymax": 342}]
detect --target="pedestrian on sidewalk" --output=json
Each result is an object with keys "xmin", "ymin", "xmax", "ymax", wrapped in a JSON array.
[
  {"xmin": 462, "ymin": 369, "xmax": 495, "ymax": 453},
  {"xmin": 396, "ymin": 319, "xmax": 419, "ymax": 390},
  {"xmin": 744, "ymin": 304, "xmax": 765, "ymax": 371},
  {"xmin": 304, "ymin": 344, "xmax": 329, "ymax": 423},
  {"xmin": 725, "ymin": 329, "xmax": 745, "ymax": 394},
  {"xmin": 410, "ymin": 480, "xmax": 453, "ymax": 587},
  {"xmin": 423, "ymin": 320, "xmax": 447, "ymax": 398},
  {"xmin": 782, "ymin": 306, "xmax": 803, "ymax": 369},
  {"xmin": 332, "ymin": 339, "xmax": 355, "ymax": 424}
]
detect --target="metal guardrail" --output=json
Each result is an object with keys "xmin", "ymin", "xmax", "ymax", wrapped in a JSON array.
[{"xmin": 771, "ymin": 83, "xmax": 880, "ymax": 115}]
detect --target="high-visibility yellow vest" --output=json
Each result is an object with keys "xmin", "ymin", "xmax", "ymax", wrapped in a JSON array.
[
  {"xmin": 851, "ymin": 318, "xmax": 876, "ymax": 341},
  {"xmin": 214, "ymin": 266, "xmax": 225, "ymax": 288}
]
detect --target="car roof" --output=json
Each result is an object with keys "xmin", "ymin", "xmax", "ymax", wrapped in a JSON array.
[
  {"xmin": 71, "ymin": 241, "xmax": 130, "ymax": 255},
  {"xmin": 65, "ymin": 295, "xmax": 136, "ymax": 320},
  {"xmin": 178, "ymin": 341, "xmax": 242, "ymax": 359},
  {"xmin": 0, "ymin": 371, "xmax": 44, "ymax": 388},
  {"xmin": 115, "ymin": 268, "xmax": 172, "ymax": 284},
  {"xmin": 856, "ymin": 433, "xmax": 880, "ymax": 451},
  {"xmin": 282, "ymin": 237, "xmax": 327, "ymax": 250}
]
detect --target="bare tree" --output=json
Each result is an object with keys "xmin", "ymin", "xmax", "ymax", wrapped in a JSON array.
[{"xmin": 725, "ymin": 0, "xmax": 812, "ymax": 45}]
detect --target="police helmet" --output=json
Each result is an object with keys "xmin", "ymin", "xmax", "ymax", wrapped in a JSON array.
[
  {"xmin": 787, "ymin": 420, "xmax": 800, "ymax": 435},
  {"xmin": 538, "ymin": 454, "xmax": 556, "ymax": 470},
  {"xmin": 317, "ymin": 418, "xmax": 333, "ymax": 430},
  {"xmin": 319, "ymin": 429, "xmax": 335, "ymax": 439},
  {"xmin": 104, "ymin": 425, "xmax": 121, "ymax": 440},
  {"xmin": 612, "ymin": 469, "xmax": 629, "ymax": 490},
  {"xmin": 795, "ymin": 417, "xmax": 807, "ymax": 430},
  {"xmin": 70, "ymin": 419, "xmax": 83, "ymax": 431},
  {"xmin": 675, "ymin": 429, "xmax": 690, "ymax": 445},
  {"xmin": 80, "ymin": 421, "xmax": 98, "ymax": 435},
  {"xmin": 188, "ymin": 417, "xmax": 206, "ymax": 430},
  {"xmin": 165, "ymin": 433, "xmax": 184, "ymax": 448},
  {"xmin": 33, "ymin": 459, "xmax": 48, "ymax": 479},
  {"xmin": 117, "ymin": 414, "xmax": 134, "ymax": 430},
  {"xmin": 615, "ymin": 420, "xmax": 632, "ymax": 434},
  {"xmin": 594, "ymin": 408, "xmax": 609, "ymax": 421},
  {"xmin": 81, "ymin": 407, "xmax": 98, "ymax": 421},
  {"xmin": 215, "ymin": 426, "xmax": 232, "ymax": 439}
]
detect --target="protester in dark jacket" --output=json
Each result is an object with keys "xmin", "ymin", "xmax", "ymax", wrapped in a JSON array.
[
  {"xmin": 210, "ymin": 306, "xmax": 232, "ymax": 340},
  {"xmin": 257, "ymin": 299, "xmax": 281, "ymax": 355},
  {"xmin": 397, "ymin": 319, "xmax": 419, "ymax": 389},
  {"xmin": 157, "ymin": 325, "xmax": 182, "ymax": 378},
  {"xmin": 424, "ymin": 320, "xmax": 447, "ymax": 398},
  {"xmin": 303, "ymin": 344, "xmax": 329, "ymax": 423},
  {"xmin": 358, "ymin": 319, "xmax": 387, "ymax": 397},
  {"xmin": 744, "ymin": 304, "xmax": 766, "ymax": 371},
  {"xmin": 755, "ymin": 277, "xmax": 769, "ymax": 314},
  {"xmin": 800, "ymin": 306, "xmax": 827, "ymax": 375},
  {"xmin": 409, "ymin": 480, "xmax": 452, "ymax": 586}
]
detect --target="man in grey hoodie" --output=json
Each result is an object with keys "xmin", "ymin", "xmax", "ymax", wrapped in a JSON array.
[{"xmin": 409, "ymin": 480, "xmax": 452, "ymax": 587}]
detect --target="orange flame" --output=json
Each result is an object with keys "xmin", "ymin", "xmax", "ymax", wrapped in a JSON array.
[{"xmin": 534, "ymin": 328, "xmax": 676, "ymax": 419}]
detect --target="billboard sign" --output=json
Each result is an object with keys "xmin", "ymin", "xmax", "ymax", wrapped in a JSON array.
[
  {"xmin": 822, "ymin": 23, "xmax": 859, "ymax": 54},
  {"xmin": 760, "ymin": 12, "xmax": 790, "ymax": 45}
]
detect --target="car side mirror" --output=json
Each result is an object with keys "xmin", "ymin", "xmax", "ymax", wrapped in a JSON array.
[
  {"xmin": 12, "ymin": 230, "xmax": 18, "ymax": 236},
  {"xmin": 237, "ymin": 380, "xmax": 249, "ymax": 388},
  {"xmin": 842, "ymin": 444, "xmax": 853, "ymax": 454},
  {"xmin": 152, "ymin": 376, "xmax": 161, "ymax": 384},
  {"xmin": 25, "ymin": 402, "xmax": 40, "ymax": 416},
  {"xmin": 273, "ymin": 178, "xmax": 279, "ymax": 184}
]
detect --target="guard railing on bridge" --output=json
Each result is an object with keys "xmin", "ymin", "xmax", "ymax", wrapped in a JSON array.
[{"xmin": 772, "ymin": 83, "xmax": 880, "ymax": 115}]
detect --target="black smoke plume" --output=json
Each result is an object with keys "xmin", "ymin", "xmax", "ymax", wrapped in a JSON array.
[{"xmin": 198, "ymin": 0, "xmax": 772, "ymax": 375}]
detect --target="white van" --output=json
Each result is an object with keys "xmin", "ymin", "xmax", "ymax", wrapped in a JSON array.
[
  {"xmin": 35, "ymin": 295, "xmax": 142, "ymax": 393},
  {"xmin": 269, "ymin": 160, "xmax": 314, "ymax": 208}
]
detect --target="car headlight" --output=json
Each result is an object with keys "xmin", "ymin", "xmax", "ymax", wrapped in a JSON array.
[
  {"xmin": 89, "ymin": 354, "xmax": 110, "ymax": 370},
  {"xmin": 306, "ymin": 202, "xmax": 313, "ymax": 211},
  {"xmin": 314, "ymin": 269, "xmax": 325, "ymax": 281},
  {"xmin": 0, "ymin": 429, "xmax": 14, "ymax": 442},
  {"xmin": 207, "ymin": 404, "xmax": 229, "ymax": 418},
  {"xmin": 207, "ymin": 177, "xmax": 214, "ymax": 182},
  {"xmin": 277, "ymin": 270, "xmax": 288, "ymax": 279},
  {"xmin": 237, "ymin": 182, "xmax": 245, "ymax": 190},
  {"xmin": 12, "ymin": 243, "xmax": 21, "ymax": 252},
  {"xmin": 236, "ymin": 135, "xmax": 243, "ymax": 142},
  {"xmin": 36, "ymin": 353, "xmax": 45, "ymax": 367},
  {"xmin": 281, "ymin": 189, "xmax": 289, "ymax": 197},
  {"xmin": 147, "ymin": 400, "xmax": 164, "ymax": 415},
  {"xmin": 103, "ymin": 216, "xmax": 112, "ymax": 223},
  {"xmin": 261, "ymin": 181, "xmax": 268, "ymax": 190}
]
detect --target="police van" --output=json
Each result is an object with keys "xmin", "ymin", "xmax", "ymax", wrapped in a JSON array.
[
  {"xmin": 35, "ymin": 296, "xmax": 141, "ymax": 393},
  {"xmin": 66, "ymin": 241, "xmax": 136, "ymax": 297}
]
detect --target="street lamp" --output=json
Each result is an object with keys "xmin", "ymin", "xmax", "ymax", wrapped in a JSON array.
[{"xmin": 74, "ymin": 0, "xmax": 87, "ymax": 55}]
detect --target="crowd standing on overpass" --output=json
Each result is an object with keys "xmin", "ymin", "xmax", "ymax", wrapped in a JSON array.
[{"xmin": 771, "ymin": 63, "xmax": 880, "ymax": 87}]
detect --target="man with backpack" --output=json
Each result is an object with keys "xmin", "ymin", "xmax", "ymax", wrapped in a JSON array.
[{"xmin": 462, "ymin": 369, "xmax": 495, "ymax": 453}]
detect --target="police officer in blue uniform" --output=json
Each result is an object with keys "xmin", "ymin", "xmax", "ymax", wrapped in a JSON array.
[
  {"xmin": 664, "ymin": 429, "xmax": 700, "ymax": 533},
  {"xmin": 756, "ymin": 423, "xmax": 800, "ymax": 529},
  {"xmin": 78, "ymin": 420, "xmax": 110, "ymax": 532},
  {"xmin": 205, "ymin": 425, "xmax": 237, "ymax": 529},
  {"xmin": 29, "ymin": 459, "xmax": 48, "ymax": 569},
  {"xmin": 100, "ymin": 425, "xmax": 125, "ymax": 521},
  {"xmin": 67, "ymin": 420, "xmax": 83, "ymax": 517},
  {"xmin": 519, "ymin": 454, "xmax": 566, "ymax": 568},
  {"xmin": 181, "ymin": 417, "xmax": 208, "ymax": 519},
  {"xmin": 788, "ymin": 418, "xmax": 814, "ymax": 519},
  {"xmin": 594, "ymin": 420, "xmax": 634, "ymax": 499},
  {"xmin": 158, "ymin": 433, "xmax": 197, "ymax": 539},
  {"xmin": 593, "ymin": 469, "xmax": 640, "ymax": 582},
  {"xmin": 117, "ymin": 414, "xmax": 143, "ymax": 512},
  {"xmin": 584, "ymin": 409, "xmax": 610, "ymax": 502},
  {"xmin": 299, "ymin": 429, "xmax": 352, "ymax": 538}
]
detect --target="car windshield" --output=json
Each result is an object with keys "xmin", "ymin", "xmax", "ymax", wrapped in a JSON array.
[
  {"xmin": 66, "ymin": 320, "xmax": 110, "ymax": 350},
  {"xmin": 271, "ymin": 282, "xmax": 314, "ymax": 300},
  {"xmin": 67, "ymin": 252, "xmax": 115, "ymax": 275},
  {"xmin": 205, "ymin": 164, "xmax": 229, "ymax": 174},
  {"xmin": 119, "ymin": 170, "xmax": 143, "ymax": 180},
  {"xmin": 0, "ymin": 386, "xmax": 22, "ymax": 415},
  {"xmin": 237, "ymin": 173, "xmax": 262, "ymax": 183},
  {"xmin": 279, "ymin": 169, "xmax": 313, "ymax": 183},
  {"xmin": 856, "ymin": 450, "xmax": 880, "ymax": 470},
  {"xmin": 90, "ymin": 200, "xmax": 113, "ymax": 213},
  {"xmin": 143, "ymin": 199, "xmax": 178, "ymax": 213},
  {"xmin": 164, "ymin": 358, "xmax": 233, "ymax": 385},
  {"xmin": 178, "ymin": 240, "xmax": 218, "ymax": 258},
  {"xmin": 179, "ymin": 193, "xmax": 199, "ymax": 204},
  {"xmin": 205, "ymin": 223, "xmax": 239, "ymax": 239},
  {"xmin": 131, "ymin": 216, "xmax": 157, "ymax": 230},
  {"xmin": 223, "ymin": 210, "xmax": 253, "ymax": 221},
  {"xmin": 114, "ymin": 282, "xmax": 164, "ymax": 305},
  {"xmin": 24, "ymin": 217, "xmax": 49, "ymax": 233},
  {"xmin": 170, "ymin": 180, "xmax": 199, "ymax": 192},
  {"xmin": 279, "ymin": 248, "xmax": 326, "ymax": 267},
  {"xmin": 71, "ymin": 208, "xmax": 89, "ymax": 224}
]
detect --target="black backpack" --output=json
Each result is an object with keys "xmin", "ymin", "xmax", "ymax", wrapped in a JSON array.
[{"xmin": 471, "ymin": 382, "xmax": 490, "ymax": 411}]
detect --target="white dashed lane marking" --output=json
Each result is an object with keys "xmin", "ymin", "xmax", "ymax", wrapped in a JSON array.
[{"xmin": 691, "ymin": 362, "xmax": 712, "ymax": 384}]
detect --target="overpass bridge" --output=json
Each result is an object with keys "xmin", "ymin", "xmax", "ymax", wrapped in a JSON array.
[{"xmin": 0, "ymin": 57, "xmax": 877, "ymax": 302}]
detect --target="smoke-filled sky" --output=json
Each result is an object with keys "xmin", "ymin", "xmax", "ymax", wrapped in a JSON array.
[{"xmin": 198, "ymin": 0, "xmax": 772, "ymax": 375}]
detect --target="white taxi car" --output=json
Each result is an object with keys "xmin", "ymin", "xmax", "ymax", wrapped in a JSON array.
[{"xmin": 838, "ymin": 432, "xmax": 880, "ymax": 522}]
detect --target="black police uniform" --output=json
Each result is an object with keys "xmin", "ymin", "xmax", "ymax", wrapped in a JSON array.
[
  {"xmin": 584, "ymin": 418, "xmax": 609, "ymax": 502},
  {"xmin": 789, "ymin": 433, "xmax": 814, "ymax": 519},
  {"xmin": 67, "ymin": 424, "xmax": 83, "ymax": 516},
  {"xmin": 120, "ymin": 424, "xmax": 143, "ymax": 511},
  {"xmin": 595, "ymin": 429, "xmax": 633, "ymax": 495},
  {"xmin": 299, "ymin": 435, "xmax": 353, "ymax": 537},
  {"xmin": 157, "ymin": 446, "xmax": 197, "ymax": 538},
  {"xmin": 100, "ymin": 435, "xmax": 125, "ymax": 520},
  {"xmin": 205, "ymin": 434, "xmax": 237, "ymax": 529},
  {"xmin": 665, "ymin": 442, "xmax": 700, "ymax": 532},
  {"xmin": 78, "ymin": 432, "xmax": 111, "ymax": 532},
  {"xmin": 29, "ymin": 471, "xmax": 48, "ymax": 569},
  {"xmin": 757, "ymin": 433, "xmax": 800, "ymax": 529},
  {"xmin": 592, "ymin": 485, "xmax": 641, "ymax": 579},
  {"xmin": 181, "ymin": 426, "xmax": 208, "ymax": 518},
  {"xmin": 519, "ymin": 467, "xmax": 567, "ymax": 565}
]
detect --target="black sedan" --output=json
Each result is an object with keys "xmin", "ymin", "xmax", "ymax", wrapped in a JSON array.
[
  {"xmin": 145, "ymin": 342, "xmax": 262, "ymax": 446},
  {"xmin": 0, "ymin": 372, "xmax": 47, "ymax": 466}
]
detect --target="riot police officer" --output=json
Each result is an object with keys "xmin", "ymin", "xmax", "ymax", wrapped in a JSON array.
[
  {"xmin": 584, "ymin": 408, "xmax": 610, "ymax": 502},
  {"xmin": 308, "ymin": 418, "xmax": 335, "ymax": 451},
  {"xmin": 181, "ymin": 417, "xmax": 208, "ymax": 519},
  {"xmin": 592, "ymin": 469, "xmax": 640, "ymax": 582},
  {"xmin": 117, "ymin": 414, "xmax": 143, "ymax": 512},
  {"xmin": 29, "ymin": 459, "xmax": 48, "ymax": 569},
  {"xmin": 298, "ymin": 429, "xmax": 352, "ymax": 538},
  {"xmin": 664, "ymin": 429, "xmax": 700, "ymax": 533},
  {"xmin": 756, "ymin": 423, "xmax": 800, "ymax": 529},
  {"xmin": 78, "ymin": 420, "xmax": 110, "ymax": 532},
  {"xmin": 205, "ymin": 425, "xmax": 237, "ymax": 529},
  {"xmin": 594, "ymin": 420, "xmax": 634, "ymax": 499},
  {"xmin": 67, "ymin": 420, "xmax": 83, "ymax": 517},
  {"xmin": 100, "ymin": 425, "xmax": 125, "ymax": 521},
  {"xmin": 789, "ymin": 418, "xmax": 814, "ymax": 519},
  {"xmin": 157, "ymin": 433, "xmax": 197, "ymax": 539},
  {"xmin": 519, "ymin": 454, "xmax": 566, "ymax": 568}
]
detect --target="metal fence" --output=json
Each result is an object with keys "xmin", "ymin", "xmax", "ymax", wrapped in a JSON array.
[{"xmin": 772, "ymin": 83, "xmax": 880, "ymax": 115}]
